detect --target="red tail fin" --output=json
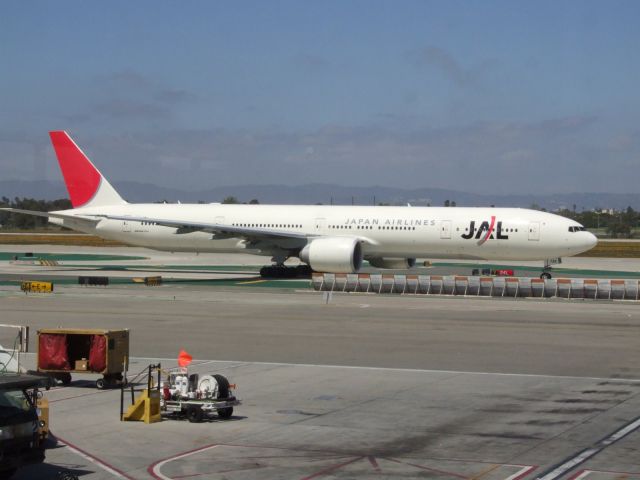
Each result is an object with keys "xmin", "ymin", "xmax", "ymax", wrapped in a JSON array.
[{"xmin": 49, "ymin": 131, "xmax": 125, "ymax": 208}]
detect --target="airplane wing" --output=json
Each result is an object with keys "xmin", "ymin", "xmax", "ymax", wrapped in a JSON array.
[
  {"xmin": 1, "ymin": 209, "xmax": 377, "ymax": 248},
  {"xmin": 96, "ymin": 214, "xmax": 312, "ymax": 241}
]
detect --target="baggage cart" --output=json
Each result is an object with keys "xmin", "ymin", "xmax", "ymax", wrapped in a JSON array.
[{"xmin": 37, "ymin": 328, "xmax": 129, "ymax": 389}]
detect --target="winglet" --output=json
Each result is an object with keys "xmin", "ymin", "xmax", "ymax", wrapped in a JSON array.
[{"xmin": 49, "ymin": 131, "xmax": 126, "ymax": 208}]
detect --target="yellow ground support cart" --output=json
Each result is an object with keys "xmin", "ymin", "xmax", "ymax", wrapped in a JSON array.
[{"xmin": 37, "ymin": 328, "xmax": 129, "ymax": 389}]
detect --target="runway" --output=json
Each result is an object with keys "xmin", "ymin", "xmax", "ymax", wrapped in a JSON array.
[{"xmin": 0, "ymin": 246, "xmax": 639, "ymax": 479}]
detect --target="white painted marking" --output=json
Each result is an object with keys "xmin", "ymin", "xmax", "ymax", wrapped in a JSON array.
[
  {"xmin": 151, "ymin": 445, "xmax": 219, "ymax": 480},
  {"xmin": 19, "ymin": 352, "xmax": 640, "ymax": 382},
  {"xmin": 125, "ymin": 355, "xmax": 640, "ymax": 383},
  {"xmin": 605, "ymin": 417, "xmax": 640, "ymax": 443},
  {"xmin": 537, "ymin": 449, "xmax": 600, "ymax": 480},
  {"xmin": 536, "ymin": 417, "xmax": 640, "ymax": 480},
  {"xmin": 60, "ymin": 438, "xmax": 132, "ymax": 479}
]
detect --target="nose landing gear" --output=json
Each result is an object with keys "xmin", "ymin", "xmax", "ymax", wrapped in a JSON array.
[{"xmin": 540, "ymin": 258, "xmax": 562, "ymax": 279}]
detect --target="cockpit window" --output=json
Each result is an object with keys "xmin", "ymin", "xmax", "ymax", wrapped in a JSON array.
[{"xmin": 568, "ymin": 226, "xmax": 587, "ymax": 232}]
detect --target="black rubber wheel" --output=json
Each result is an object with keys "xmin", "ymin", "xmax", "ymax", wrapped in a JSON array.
[
  {"xmin": 212, "ymin": 374, "xmax": 230, "ymax": 398},
  {"xmin": 59, "ymin": 373, "xmax": 72, "ymax": 386},
  {"xmin": 218, "ymin": 407, "xmax": 233, "ymax": 419},
  {"xmin": 540, "ymin": 272, "xmax": 552, "ymax": 280},
  {"xmin": 96, "ymin": 378, "xmax": 105, "ymax": 389},
  {"xmin": 186, "ymin": 405, "xmax": 203, "ymax": 423}
]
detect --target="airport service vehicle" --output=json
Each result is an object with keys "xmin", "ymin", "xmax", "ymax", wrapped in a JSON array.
[
  {"xmin": 37, "ymin": 328, "xmax": 129, "ymax": 389},
  {"xmin": 2, "ymin": 132, "xmax": 598, "ymax": 279},
  {"xmin": 161, "ymin": 372, "xmax": 240, "ymax": 423},
  {"xmin": 0, "ymin": 374, "xmax": 48, "ymax": 479}
]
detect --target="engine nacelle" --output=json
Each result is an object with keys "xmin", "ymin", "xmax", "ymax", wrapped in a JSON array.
[
  {"xmin": 299, "ymin": 237, "xmax": 363, "ymax": 273},
  {"xmin": 367, "ymin": 257, "xmax": 416, "ymax": 269}
]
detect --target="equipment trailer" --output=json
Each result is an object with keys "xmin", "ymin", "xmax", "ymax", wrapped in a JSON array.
[{"xmin": 160, "ymin": 372, "xmax": 240, "ymax": 423}]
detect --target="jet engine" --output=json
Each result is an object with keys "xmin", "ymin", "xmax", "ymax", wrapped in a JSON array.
[
  {"xmin": 299, "ymin": 237, "xmax": 363, "ymax": 273},
  {"xmin": 367, "ymin": 257, "xmax": 416, "ymax": 269}
]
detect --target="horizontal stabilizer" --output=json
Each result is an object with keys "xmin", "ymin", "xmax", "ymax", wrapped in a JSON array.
[{"xmin": 0, "ymin": 208, "xmax": 100, "ymax": 226}]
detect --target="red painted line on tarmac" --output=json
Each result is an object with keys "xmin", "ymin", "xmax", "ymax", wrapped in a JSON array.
[
  {"xmin": 508, "ymin": 465, "xmax": 538, "ymax": 480},
  {"xmin": 368, "ymin": 455, "xmax": 381, "ymax": 472},
  {"xmin": 148, "ymin": 442, "xmax": 355, "ymax": 479},
  {"xmin": 57, "ymin": 435, "xmax": 135, "ymax": 479},
  {"xmin": 298, "ymin": 456, "xmax": 363, "ymax": 480},
  {"xmin": 568, "ymin": 469, "xmax": 640, "ymax": 480},
  {"xmin": 147, "ymin": 442, "xmax": 539, "ymax": 480},
  {"xmin": 566, "ymin": 471, "xmax": 590, "ymax": 480},
  {"xmin": 147, "ymin": 444, "xmax": 219, "ymax": 480},
  {"xmin": 165, "ymin": 441, "xmax": 358, "ymax": 457},
  {"xmin": 383, "ymin": 457, "xmax": 468, "ymax": 479}
]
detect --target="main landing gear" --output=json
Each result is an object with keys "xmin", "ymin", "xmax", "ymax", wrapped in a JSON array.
[{"xmin": 260, "ymin": 264, "xmax": 313, "ymax": 279}]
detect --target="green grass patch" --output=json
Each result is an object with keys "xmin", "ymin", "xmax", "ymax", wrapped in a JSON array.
[{"xmin": 578, "ymin": 241, "xmax": 640, "ymax": 258}]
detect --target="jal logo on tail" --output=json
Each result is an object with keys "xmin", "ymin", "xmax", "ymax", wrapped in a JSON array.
[{"xmin": 461, "ymin": 216, "xmax": 509, "ymax": 245}]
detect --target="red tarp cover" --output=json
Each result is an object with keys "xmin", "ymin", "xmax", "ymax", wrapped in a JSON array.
[
  {"xmin": 38, "ymin": 334, "xmax": 70, "ymax": 370},
  {"xmin": 88, "ymin": 335, "xmax": 107, "ymax": 372}
]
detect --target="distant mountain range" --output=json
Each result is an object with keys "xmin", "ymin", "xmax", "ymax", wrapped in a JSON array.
[{"xmin": 2, "ymin": 180, "xmax": 640, "ymax": 211}]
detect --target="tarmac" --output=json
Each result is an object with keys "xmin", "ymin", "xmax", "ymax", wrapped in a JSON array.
[{"xmin": 0, "ymin": 245, "xmax": 639, "ymax": 479}]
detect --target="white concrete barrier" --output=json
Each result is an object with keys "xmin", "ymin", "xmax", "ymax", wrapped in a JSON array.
[{"xmin": 310, "ymin": 274, "xmax": 640, "ymax": 300}]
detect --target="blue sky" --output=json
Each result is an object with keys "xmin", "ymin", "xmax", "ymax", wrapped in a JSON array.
[{"xmin": 1, "ymin": 1, "xmax": 639, "ymax": 195}]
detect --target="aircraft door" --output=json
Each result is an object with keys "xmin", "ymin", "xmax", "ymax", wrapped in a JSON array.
[
  {"xmin": 315, "ymin": 218, "xmax": 327, "ymax": 234},
  {"xmin": 122, "ymin": 219, "xmax": 131, "ymax": 232},
  {"xmin": 528, "ymin": 222, "xmax": 540, "ymax": 241},
  {"xmin": 215, "ymin": 216, "xmax": 225, "ymax": 225},
  {"xmin": 440, "ymin": 220, "xmax": 452, "ymax": 239}
]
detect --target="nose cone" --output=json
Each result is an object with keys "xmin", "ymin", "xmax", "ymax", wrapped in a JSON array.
[
  {"xmin": 571, "ymin": 231, "xmax": 597, "ymax": 255},
  {"xmin": 585, "ymin": 231, "xmax": 598, "ymax": 250}
]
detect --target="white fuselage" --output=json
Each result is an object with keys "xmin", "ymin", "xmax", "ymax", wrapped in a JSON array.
[{"xmin": 50, "ymin": 204, "xmax": 597, "ymax": 262}]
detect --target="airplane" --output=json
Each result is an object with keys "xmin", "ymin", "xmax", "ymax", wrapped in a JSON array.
[{"xmin": 2, "ymin": 131, "xmax": 597, "ymax": 279}]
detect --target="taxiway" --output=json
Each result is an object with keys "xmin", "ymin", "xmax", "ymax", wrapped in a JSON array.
[{"xmin": 0, "ymin": 246, "xmax": 638, "ymax": 479}]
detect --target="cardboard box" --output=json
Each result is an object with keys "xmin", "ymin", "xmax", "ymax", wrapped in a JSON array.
[{"xmin": 75, "ymin": 359, "xmax": 88, "ymax": 371}]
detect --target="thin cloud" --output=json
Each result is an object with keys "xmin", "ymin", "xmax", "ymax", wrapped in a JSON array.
[
  {"xmin": 407, "ymin": 46, "xmax": 496, "ymax": 87},
  {"xmin": 1, "ymin": 114, "xmax": 634, "ymax": 196},
  {"xmin": 96, "ymin": 69, "xmax": 154, "ymax": 90},
  {"xmin": 92, "ymin": 99, "xmax": 171, "ymax": 120},
  {"xmin": 292, "ymin": 53, "xmax": 330, "ymax": 73},
  {"xmin": 153, "ymin": 89, "xmax": 197, "ymax": 104},
  {"xmin": 61, "ymin": 70, "xmax": 198, "ymax": 124}
]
